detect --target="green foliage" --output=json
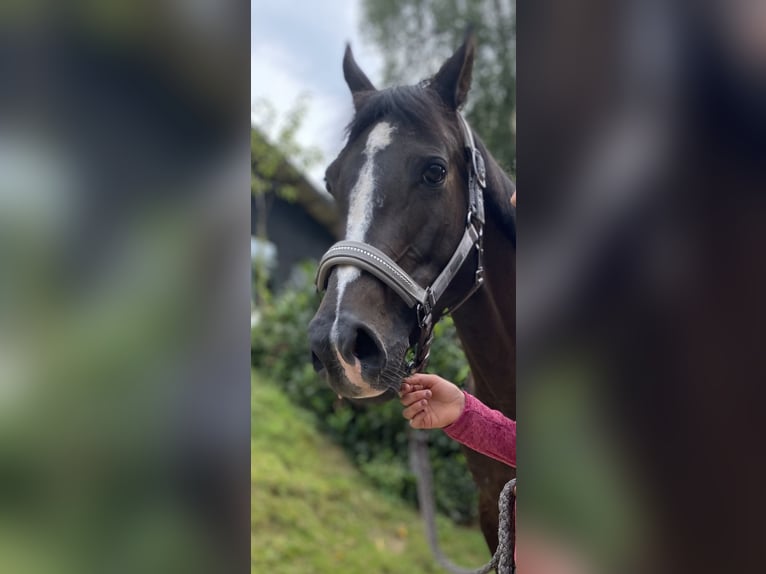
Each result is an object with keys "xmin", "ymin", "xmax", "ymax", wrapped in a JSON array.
[
  {"xmin": 251, "ymin": 95, "xmax": 323, "ymax": 200},
  {"xmin": 250, "ymin": 95, "xmax": 323, "ymax": 306},
  {"xmin": 252, "ymin": 372, "xmax": 490, "ymax": 572},
  {"xmin": 252, "ymin": 262, "xmax": 480, "ymax": 524},
  {"xmin": 360, "ymin": 0, "xmax": 516, "ymax": 174}
]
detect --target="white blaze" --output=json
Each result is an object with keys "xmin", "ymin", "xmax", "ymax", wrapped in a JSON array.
[
  {"xmin": 345, "ymin": 121, "xmax": 395, "ymax": 242},
  {"xmin": 330, "ymin": 121, "xmax": 395, "ymax": 396},
  {"xmin": 331, "ymin": 121, "xmax": 394, "ymax": 342}
]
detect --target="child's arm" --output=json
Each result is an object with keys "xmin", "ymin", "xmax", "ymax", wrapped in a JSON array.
[
  {"xmin": 443, "ymin": 391, "xmax": 516, "ymax": 468},
  {"xmin": 400, "ymin": 373, "xmax": 516, "ymax": 468}
]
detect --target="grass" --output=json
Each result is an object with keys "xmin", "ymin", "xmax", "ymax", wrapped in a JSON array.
[{"xmin": 251, "ymin": 371, "xmax": 490, "ymax": 573}]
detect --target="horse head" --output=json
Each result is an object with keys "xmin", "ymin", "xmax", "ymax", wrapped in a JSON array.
[{"xmin": 308, "ymin": 33, "xmax": 514, "ymax": 402}]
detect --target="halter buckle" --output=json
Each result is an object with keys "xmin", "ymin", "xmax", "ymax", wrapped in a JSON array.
[
  {"xmin": 473, "ymin": 148, "xmax": 487, "ymax": 189},
  {"xmin": 416, "ymin": 288, "xmax": 436, "ymax": 329},
  {"xmin": 467, "ymin": 204, "xmax": 484, "ymax": 231}
]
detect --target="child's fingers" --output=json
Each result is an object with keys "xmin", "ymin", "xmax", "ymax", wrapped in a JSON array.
[
  {"xmin": 402, "ymin": 399, "xmax": 429, "ymax": 420},
  {"xmin": 399, "ymin": 385, "xmax": 424, "ymax": 399},
  {"xmin": 402, "ymin": 381, "xmax": 424, "ymax": 390},
  {"xmin": 409, "ymin": 410, "xmax": 430, "ymax": 429},
  {"xmin": 400, "ymin": 389, "xmax": 431, "ymax": 407},
  {"xmin": 404, "ymin": 373, "xmax": 441, "ymax": 388}
]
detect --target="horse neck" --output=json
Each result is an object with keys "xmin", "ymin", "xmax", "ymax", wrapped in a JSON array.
[{"xmin": 450, "ymin": 205, "xmax": 516, "ymax": 419}]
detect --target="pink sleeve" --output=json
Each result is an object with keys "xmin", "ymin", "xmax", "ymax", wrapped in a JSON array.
[{"xmin": 443, "ymin": 391, "xmax": 516, "ymax": 468}]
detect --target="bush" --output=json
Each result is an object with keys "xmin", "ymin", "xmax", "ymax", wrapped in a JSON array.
[{"xmin": 251, "ymin": 261, "xmax": 479, "ymax": 524}]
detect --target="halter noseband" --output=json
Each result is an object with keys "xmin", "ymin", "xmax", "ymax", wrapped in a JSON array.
[{"xmin": 315, "ymin": 113, "xmax": 486, "ymax": 374}]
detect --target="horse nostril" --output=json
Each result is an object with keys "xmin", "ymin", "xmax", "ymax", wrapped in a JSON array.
[
  {"xmin": 311, "ymin": 350, "xmax": 325, "ymax": 373},
  {"xmin": 353, "ymin": 327, "xmax": 383, "ymax": 367}
]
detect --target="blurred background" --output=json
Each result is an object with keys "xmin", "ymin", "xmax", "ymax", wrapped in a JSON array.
[
  {"xmin": 519, "ymin": 1, "xmax": 766, "ymax": 573},
  {"xmin": 0, "ymin": 1, "xmax": 250, "ymax": 573}
]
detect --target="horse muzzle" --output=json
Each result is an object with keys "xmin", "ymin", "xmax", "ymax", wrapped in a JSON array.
[{"xmin": 308, "ymin": 312, "xmax": 390, "ymax": 399}]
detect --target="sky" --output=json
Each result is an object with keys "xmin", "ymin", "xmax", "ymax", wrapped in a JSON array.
[{"xmin": 251, "ymin": 0, "xmax": 384, "ymax": 188}]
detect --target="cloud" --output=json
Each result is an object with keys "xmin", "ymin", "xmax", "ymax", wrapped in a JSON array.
[{"xmin": 251, "ymin": 0, "xmax": 383, "ymax": 187}]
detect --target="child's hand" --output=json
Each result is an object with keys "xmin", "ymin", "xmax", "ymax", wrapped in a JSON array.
[{"xmin": 399, "ymin": 373, "xmax": 466, "ymax": 429}]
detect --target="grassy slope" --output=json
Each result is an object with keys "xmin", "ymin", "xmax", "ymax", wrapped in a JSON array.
[{"xmin": 252, "ymin": 372, "xmax": 490, "ymax": 574}]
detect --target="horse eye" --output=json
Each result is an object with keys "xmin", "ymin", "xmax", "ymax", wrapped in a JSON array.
[{"xmin": 422, "ymin": 164, "xmax": 447, "ymax": 186}]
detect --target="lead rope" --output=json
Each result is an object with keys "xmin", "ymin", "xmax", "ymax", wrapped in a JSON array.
[{"xmin": 409, "ymin": 429, "xmax": 516, "ymax": 574}]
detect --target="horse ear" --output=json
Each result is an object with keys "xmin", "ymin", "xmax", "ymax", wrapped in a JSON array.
[
  {"xmin": 343, "ymin": 44, "xmax": 376, "ymax": 100},
  {"xmin": 431, "ymin": 31, "xmax": 475, "ymax": 110}
]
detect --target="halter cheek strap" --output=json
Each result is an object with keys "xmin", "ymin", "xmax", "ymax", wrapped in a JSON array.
[{"xmin": 315, "ymin": 112, "xmax": 486, "ymax": 373}]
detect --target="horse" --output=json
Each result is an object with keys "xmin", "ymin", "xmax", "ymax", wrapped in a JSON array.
[{"xmin": 308, "ymin": 32, "xmax": 516, "ymax": 554}]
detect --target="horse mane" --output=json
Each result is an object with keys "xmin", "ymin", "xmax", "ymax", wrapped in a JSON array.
[{"xmin": 475, "ymin": 134, "xmax": 517, "ymax": 246}]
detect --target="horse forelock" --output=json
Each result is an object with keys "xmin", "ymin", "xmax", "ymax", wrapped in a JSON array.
[{"xmin": 345, "ymin": 85, "xmax": 460, "ymax": 149}]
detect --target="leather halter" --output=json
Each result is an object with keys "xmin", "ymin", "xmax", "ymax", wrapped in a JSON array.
[{"xmin": 315, "ymin": 113, "xmax": 487, "ymax": 373}]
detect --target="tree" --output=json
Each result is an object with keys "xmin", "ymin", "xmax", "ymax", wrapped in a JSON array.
[
  {"xmin": 251, "ymin": 95, "xmax": 322, "ymax": 306},
  {"xmin": 360, "ymin": 0, "xmax": 516, "ymax": 174}
]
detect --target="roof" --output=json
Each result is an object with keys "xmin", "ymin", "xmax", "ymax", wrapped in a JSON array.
[{"xmin": 251, "ymin": 128, "xmax": 341, "ymax": 239}]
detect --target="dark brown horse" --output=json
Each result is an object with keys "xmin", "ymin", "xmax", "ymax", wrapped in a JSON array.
[{"xmin": 308, "ymin": 33, "xmax": 516, "ymax": 553}]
